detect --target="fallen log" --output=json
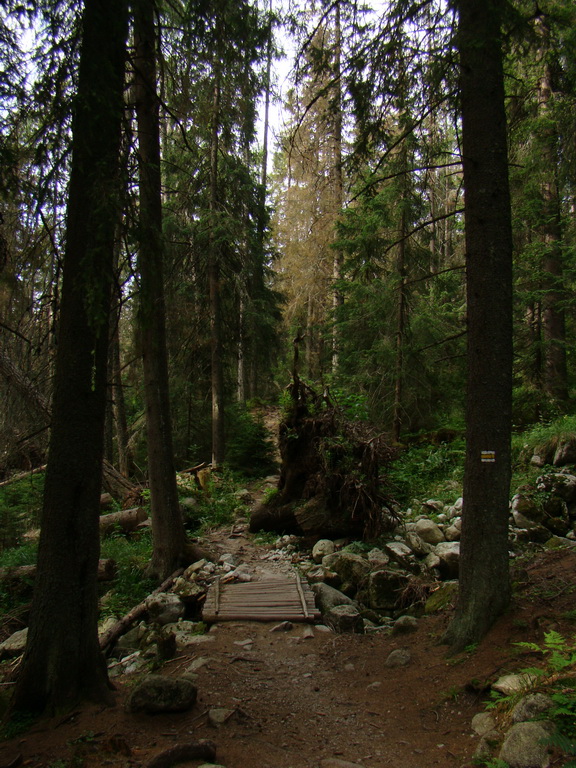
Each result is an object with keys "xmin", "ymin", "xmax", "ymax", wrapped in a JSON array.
[
  {"xmin": 0, "ymin": 558, "xmax": 118, "ymax": 583},
  {"xmin": 99, "ymin": 568, "xmax": 184, "ymax": 652},
  {"xmin": 99, "ymin": 507, "xmax": 148, "ymax": 537},
  {"xmin": 0, "ymin": 465, "xmax": 47, "ymax": 489}
]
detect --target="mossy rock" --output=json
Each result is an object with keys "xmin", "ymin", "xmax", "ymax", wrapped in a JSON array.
[{"xmin": 424, "ymin": 581, "xmax": 458, "ymax": 614}]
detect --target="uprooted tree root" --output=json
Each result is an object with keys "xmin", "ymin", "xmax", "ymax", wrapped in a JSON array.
[{"xmin": 250, "ymin": 380, "xmax": 399, "ymax": 539}]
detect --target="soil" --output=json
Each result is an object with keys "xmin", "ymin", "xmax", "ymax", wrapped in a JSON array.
[{"xmin": 1, "ymin": 516, "xmax": 575, "ymax": 768}]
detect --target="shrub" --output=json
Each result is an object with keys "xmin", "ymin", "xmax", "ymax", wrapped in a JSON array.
[{"xmin": 224, "ymin": 405, "xmax": 277, "ymax": 478}]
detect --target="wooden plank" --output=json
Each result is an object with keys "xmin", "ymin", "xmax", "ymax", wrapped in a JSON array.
[{"xmin": 202, "ymin": 574, "xmax": 320, "ymax": 624}]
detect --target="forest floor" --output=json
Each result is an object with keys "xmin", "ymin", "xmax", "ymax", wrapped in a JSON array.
[{"xmin": 0, "ymin": 517, "xmax": 575, "ymax": 768}]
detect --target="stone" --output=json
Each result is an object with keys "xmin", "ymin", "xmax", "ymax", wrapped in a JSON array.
[
  {"xmin": 384, "ymin": 541, "xmax": 419, "ymax": 572},
  {"xmin": 404, "ymin": 531, "xmax": 434, "ymax": 557},
  {"xmin": 553, "ymin": 439, "xmax": 576, "ymax": 467},
  {"xmin": 474, "ymin": 730, "xmax": 501, "ymax": 760},
  {"xmin": 270, "ymin": 621, "xmax": 293, "ymax": 632},
  {"xmin": 498, "ymin": 721, "xmax": 554, "ymax": 768},
  {"xmin": 385, "ymin": 648, "xmax": 411, "ymax": 667},
  {"xmin": 312, "ymin": 582, "xmax": 356, "ymax": 614},
  {"xmin": 434, "ymin": 541, "xmax": 460, "ymax": 579},
  {"xmin": 185, "ymin": 656, "xmax": 211, "ymax": 673},
  {"xmin": 362, "ymin": 569, "xmax": 409, "ymax": 612},
  {"xmin": 114, "ymin": 623, "xmax": 148, "ymax": 657},
  {"xmin": 145, "ymin": 593, "xmax": 185, "ymax": 625},
  {"xmin": 424, "ymin": 581, "xmax": 458, "ymax": 614},
  {"xmin": 305, "ymin": 565, "xmax": 339, "ymax": 584},
  {"xmin": 544, "ymin": 535, "xmax": 576, "ymax": 550},
  {"xmin": 0, "ymin": 627, "xmax": 28, "ymax": 659},
  {"xmin": 492, "ymin": 673, "xmax": 539, "ymax": 696},
  {"xmin": 367, "ymin": 547, "xmax": 390, "ymax": 567},
  {"xmin": 472, "ymin": 712, "xmax": 497, "ymax": 736},
  {"xmin": 325, "ymin": 604, "xmax": 365, "ymax": 634},
  {"xmin": 444, "ymin": 524, "xmax": 461, "ymax": 542},
  {"xmin": 208, "ymin": 707, "xmax": 236, "ymax": 727},
  {"xmin": 321, "ymin": 552, "xmax": 371, "ymax": 594},
  {"xmin": 391, "ymin": 615, "xmax": 418, "ymax": 635},
  {"xmin": 423, "ymin": 499, "xmax": 444, "ymax": 513},
  {"xmin": 511, "ymin": 493, "xmax": 543, "ymax": 522},
  {"xmin": 164, "ymin": 621, "xmax": 212, "ymax": 650},
  {"xmin": 312, "ymin": 539, "xmax": 335, "ymax": 563},
  {"xmin": 414, "ymin": 518, "xmax": 445, "ymax": 545},
  {"xmin": 170, "ymin": 578, "xmax": 205, "ymax": 601},
  {"xmin": 126, "ymin": 674, "xmax": 197, "ymax": 714},
  {"xmin": 422, "ymin": 552, "xmax": 441, "ymax": 571},
  {"xmin": 512, "ymin": 693, "xmax": 553, "ymax": 723}
]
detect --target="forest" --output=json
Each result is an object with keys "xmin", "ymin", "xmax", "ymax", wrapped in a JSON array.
[{"xmin": 0, "ymin": 0, "xmax": 576, "ymax": 743}]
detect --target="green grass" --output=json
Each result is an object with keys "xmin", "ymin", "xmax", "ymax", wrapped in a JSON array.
[
  {"xmin": 99, "ymin": 530, "xmax": 155, "ymax": 618},
  {"xmin": 177, "ymin": 468, "xmax": 248, "ymax": 533},
  {"xmin": 0, "ymin": 474, "xmax": 44, "ymax": 551},
  {"xmin": 387, "ymin": 437, "xmax": 465, "ymax": 506}
]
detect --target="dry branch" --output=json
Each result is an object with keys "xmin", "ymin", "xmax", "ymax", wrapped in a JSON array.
[
  {"xmin": 99, "ymin": 568, "xmax": 184, "ymax": 652},
  {"xmin": 0, "ymin": 558, "xmax": 117, "ymax": 583}
]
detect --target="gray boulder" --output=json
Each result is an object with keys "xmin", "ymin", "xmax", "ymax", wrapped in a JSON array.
[
  {"xmin": 360, "ymin": 569, "xmax": 409, "ymax": 612},
  {"xmin": 312, "ymin": 539, "xmax": 335, "ymax": 563},
  {"xmin": 145, "ymin": 593, "xmax": 186, "ymax": 625},
  {"xmin": 385, "ymin": 648, "xmax": 411, "ymax": 667},
  {"xmin": 404, "ymin": 531, "xmax": 434, "ymax": 558},
  {"xmin": 512, "ymin": 693, "xmax": 553, "ymax": 723},
  {"xmin": 312, "ymin": 582, "xmax": 356, "ymax": 614},
  {"xmin": 414, "ymin": 518, "xmax": 445, "ymax": 545},
  {"xmin": 367, "ymin": 547, "xmax": 390, "ymax": 567},
  {"xmin": 0, "ymin": 627, "xmax": 28, "ymax": 659},
  {"xmin": 391, "ymin": 615, "xmax": 418, "ymax": 635},
  {"xmin": 434, "ymin": 541, "xmax": 460, "ymax": 579},
  {"xmin": 553, "ymin": 439, "xmax": 576, "ymax": 467},
  {"xmin": 472, "ymin": 712, "xmax": 497, "ymax": 736},
  {"xmin": 324, "ymin": 604, "xmax": 364, "ymax": 634},
  {"xmin": 126, "ymin": 674, "xmax": 198, "ymax": 714},
  {"xmin": 322, "ymin": 552, "xmax": 371, "ymax": 594},
  {"xmin": 498, "ymin": 721, "xmax": 554, "ymax": 768},
  {"xmin": 384, "ymin": 541, "xmax": 419, "ymax": 573}
]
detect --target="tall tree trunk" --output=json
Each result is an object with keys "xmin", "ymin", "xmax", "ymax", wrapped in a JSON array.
[
  {"xmin": 331, "ymin": 0, "xmax": 344, "ymax": 375},
  {"xmin": 246, "ymin": 0, "xmax": 273, "ymax": 400},
  {"xmin": 111, "ymin": 325, "xmax": 132, "ymax": 477},
  {"xmin": 392, "ymin": 207, "xmax": 407, "ymax": 444},
  {"xmin": 11, "ymin": 0, "xmax": 128, "ymax": 715},
  {"xmin": 443, "ymin": 0, "xmax": 513, "ymax": 651},
  {"xmin": 536, "ymin": 16, "xmax": 568, "ymax": 404},
  {"xmin": 134, "ymin": 0, "xmax": 188, "ymax": 580},
  {"xmin": 209, "ymin": 75, "xmax": 225, "ymax": 467}
]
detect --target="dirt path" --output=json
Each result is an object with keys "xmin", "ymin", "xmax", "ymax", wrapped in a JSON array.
[{"xmin": 1, "ymin": 510, "xmax": 575, "ymax": 768}]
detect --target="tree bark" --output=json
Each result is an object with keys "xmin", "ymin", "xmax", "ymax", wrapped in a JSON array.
[
  {"xmin": 134, "ymin": 0, "xmax": 189, "ymax": 580},
  {"xmin": 443, "ymin": 0, "xmax": 513, "ymax": 651},
  {"xmin": 11, "ymin": 0, "xmax": 129, "ymax": 715},
  {"xmin": 535, "ymin": 16, "xmax": 568, "ymax": 404},
  {"xmin": 99, "ymin": 507, "xmax": 147, "ymax": 537},
  {"xmin": 330, "ymin": 0, "xmax": 344, "ymax": 375},
  {"xmin": 208, "ymin": 74, "xmax": 225, "ymax": 467}
]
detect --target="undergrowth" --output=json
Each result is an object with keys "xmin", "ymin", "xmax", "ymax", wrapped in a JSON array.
[
  {"xmin": 388, "ymin": 437, "xmax": 465, "ymax": 505},
  {"xmin": 485, "ymin": 631, "xmax": 576, "ymax": 766},
  {"xmin": 0, "ymin": 474, "xmax": 43, "ymax": 551},
  {"xmin": 99, "ymin": 531, "xmax": 155, "ymax": 618},
  {"xmin": 176, "ymin": 468, "xmax": 248, "ymax": 532}
]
